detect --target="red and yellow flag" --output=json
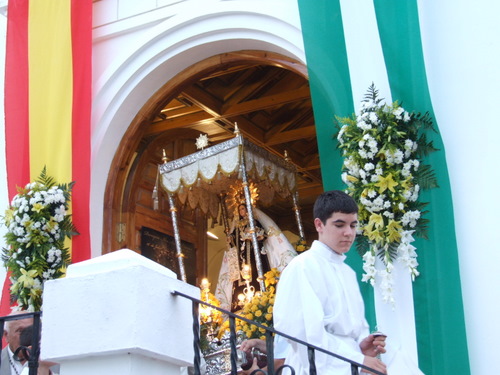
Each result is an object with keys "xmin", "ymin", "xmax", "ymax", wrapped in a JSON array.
[{"xmin": 1, "ymin": 0, "xmax": 92, "ymax": 313}]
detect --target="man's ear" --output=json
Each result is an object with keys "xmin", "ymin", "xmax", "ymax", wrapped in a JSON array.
[{"xmin": 314, "ymin": 218, "xmax": 323, "ymax": 232}]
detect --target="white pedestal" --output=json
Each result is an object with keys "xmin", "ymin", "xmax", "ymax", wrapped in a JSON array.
[{"xmin": 41, "ymin": 249, "xmax": 198, "ymax": 375}]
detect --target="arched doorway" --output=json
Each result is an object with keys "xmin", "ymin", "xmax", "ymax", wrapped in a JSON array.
[{"xmin": 102, "ymin": 50, "xmax": 322, "ymax": 286}]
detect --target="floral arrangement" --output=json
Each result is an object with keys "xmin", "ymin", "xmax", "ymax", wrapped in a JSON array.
[
  {"xmin": 2, "ymin": 168, "xmax": 78, "ymax": 311},
  {"xmin": 295, "ymin": 237, "xmax": 310, "ymax": 252},
  {"xmin": 235, "ymin": 268, "xmax": 279, "ymax": 340},
  {"xmin": 336, "ymin": 85, "xmax": 438, "ymax": 305}
]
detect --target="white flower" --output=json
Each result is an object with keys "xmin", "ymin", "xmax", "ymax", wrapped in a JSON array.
[
  {"xmin": 383, "ymin": 211, "xmax": 394, "ymax": 219},
  {"xmin": 401, "ymin": 210, "xmax": 421, "ymax": 228},
  {"xmin": 361, "ymin": 250, "xmax": 377, "ymax": 286},
  {"xmin": 364, "ymin": 162, "xmax": 375, "ymax": 171},
  {"xmin": 357, "ymin": 120, "xmax": 371, "ymax": 130},
  {"xmin": 369, "ymin": 112, "xmax": 379, "ymax": 124},
  {"xmin": 379, "ymin": 267, "xmax": 395, "ymax": 307},
  {"xmin": 54, "ymin": 205, "xmax": 66, "ymax": 222},
  {"xmin": 393, "ymin": 107, "xmax": 404, "ymax": 119},
  {"xmin": 337, "ymin": 125, "xmax": 348, "ymax": 142}
]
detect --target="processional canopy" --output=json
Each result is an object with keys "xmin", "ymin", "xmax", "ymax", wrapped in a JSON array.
[
  {"xmin": 158, "ymin": 135, "xmax": 297, "ymax": 219},
  {"xmin": 157, "ymin": 133, "xmax": 302, "ymax": 285}
]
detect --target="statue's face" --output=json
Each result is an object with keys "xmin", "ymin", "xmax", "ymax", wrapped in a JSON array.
[{"xmin": 239, "ymin": 204, "xmax": 247, "ymax": 218}]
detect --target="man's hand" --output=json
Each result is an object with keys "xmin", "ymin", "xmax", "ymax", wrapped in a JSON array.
[
  {"xmin": 361, "ymin": 356, "xmax": 387, "ymax": 374},
  {"xmin": 360, "ymin": 334, "xmax": 387, "ymax": 357},
  {"xmin": 240, "ymin": 338, "xmax": 267, "ymax": 354}
]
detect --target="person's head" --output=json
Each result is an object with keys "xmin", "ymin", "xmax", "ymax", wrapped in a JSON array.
[
  {"xmin": 238, "ymin": 204, "xmax": 248, "ymax": 218},
  {"xmin": 313, "ymin": 190, "xmax": 358, "ymax": 254},
  {"xmin": 3, "ymin": 311, "xmax": 34, "ymax": 352},
  {"xmin": 13, "ymin": 324, "xmax": 35, "ymax": 362}
]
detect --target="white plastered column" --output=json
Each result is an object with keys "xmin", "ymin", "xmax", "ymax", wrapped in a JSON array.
[{"xmin": 41, "ymin": 249, "xmax": 198, "ymax": 375}]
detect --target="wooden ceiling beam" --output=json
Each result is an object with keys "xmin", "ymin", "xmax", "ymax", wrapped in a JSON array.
[
  {"xmin": 221, "ymin": 69, "xmax": 266, "ymax": 101},
  {"xmin": 265, "ymin": 125, "xmax": 316, "ymax": 146},
  {"xmin": 182, "ymin": 87, "xmax": 223, "ymax": 117},
  {"xmin": 297, "ymin": 184, "xmax": 324, "ymax": 198},
  {"xmin": 222, "ymin": 86, "xmax": 311, "ymax": 117},
  {"xmin": 144, "ymin": 111, "xmax": 212, "ymax": 135}
]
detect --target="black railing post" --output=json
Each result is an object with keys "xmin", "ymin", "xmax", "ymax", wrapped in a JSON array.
[
  {"xmin": 351, "ymin": 363, "xmax": 360, "ymax": 375},
  {"xmin": 307, "ymin": 346, "xmax": 316, "ymax": 375},
  {"xmin": 265, "ymin": 330, "xmax": 274, "ymax": 375},
  {"xmin": 229, "ymin": 316, "xmax": 238, "ymax": 375},
  {"xmin": 28, "ymin": 312, "xmax": 42, "ymax": 375},
  {"xmin": 192, "ymin": 301, "xmax": 201, "ymax": 375}
]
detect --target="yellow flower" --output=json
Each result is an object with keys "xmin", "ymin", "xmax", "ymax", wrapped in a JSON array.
[
  {"xmin": 386, "ymin": 220, "xmax": 402, "ymax": 243},
  {"xmin": 368, "ymin": 213, "xmax": 384, "ymax": 230},
  {"xmin": 251, "ymin": 304, "xmax": 258, "ymax": 312},
  {"xmin": 346, "ymin": 175, "xmax": 359, "ymax": 183},
  {"xmin": 4, "ymin": 209, "xmax": 14, "ymax": 226},
  {"xmin": 364, "ymin": 227, "xmax": 384, "ymax": 244},
  {"xmin": 374, "ymin": 173, "xmax": 398, "ymax": 193},
  {"xmin": 246, "ymin": 313, "xmax": 254, "ymax": 320},
  {"xmin": 267, "ymin": 306, "xmax": 273, "ymax": 314},
  {"xmin": 17, "ymin": 269, "xmax": 38, "ymax": 288},
  {"xmin": 32, "ymin": 203, "xmax": 44, "ymax": 213},
  {"xmin": 265, "ymin": 313, "xmax": 272, "ymax": 321},
  {"xmin": 255, "ymin": 310, "xmax": 262, "ymax": 318}
]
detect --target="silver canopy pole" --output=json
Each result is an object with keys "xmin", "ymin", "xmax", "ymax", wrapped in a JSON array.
[
  {"xmin": 292, "ymin": 191, "xmax": 305, "ymax": 240},
  {"xmin": 239, "ymin": 148, "xmax": 266, "ymax": 293},
  {"xmin": 167, "ymin": 193, "xmax": 187, "ymax": 282}
]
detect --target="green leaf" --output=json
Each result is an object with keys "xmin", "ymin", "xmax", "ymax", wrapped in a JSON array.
[{"xmin": 414, "ymin": 164, "xmax": 439, "ymax": 190}]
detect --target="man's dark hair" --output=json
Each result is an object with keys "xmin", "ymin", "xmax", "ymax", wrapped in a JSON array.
[{"xmin": 313, "ymin": 190, "xmax": 358, "ymax": 224}]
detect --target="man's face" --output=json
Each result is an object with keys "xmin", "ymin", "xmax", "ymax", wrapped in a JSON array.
[
  {"xmin": 314, "ymin": 212, "xmax": 358, "ymax": 254},
  {"xmin": 4, "ymin": 317, "xmax": 33, "ymax": 352}
]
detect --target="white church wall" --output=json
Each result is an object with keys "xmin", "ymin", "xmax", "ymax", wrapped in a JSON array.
[{"xmin": 418, "ymin": 1, "xmax": 500, "ymax": 373}]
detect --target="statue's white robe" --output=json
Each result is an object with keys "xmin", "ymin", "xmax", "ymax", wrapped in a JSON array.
[{"xmin": 215, "ymin": 208, "xmax": 297, "ymax": 311}]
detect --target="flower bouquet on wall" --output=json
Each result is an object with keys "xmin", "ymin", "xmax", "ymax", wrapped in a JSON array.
[
  {"xmin": 2, "ymin": 168, "xmax": 78, "ymax": 311},
  {"xmin": 336, "ymin": 84, "xmax": 438, "ymax": 305}
]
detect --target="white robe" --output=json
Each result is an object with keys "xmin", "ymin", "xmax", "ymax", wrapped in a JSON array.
[{"xmin": 273, "ymin": 240, "xmax": 369, "ymax": 375}]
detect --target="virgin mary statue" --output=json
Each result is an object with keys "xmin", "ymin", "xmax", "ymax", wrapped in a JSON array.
[{"xmin": 215, "ymin": 205, "xmax": 298, "ymax": 312}]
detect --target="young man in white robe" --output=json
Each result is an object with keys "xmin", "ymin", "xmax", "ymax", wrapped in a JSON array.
[{"xmin": 273, "ymin": 190, "xmax": 387, "ymax": 375}]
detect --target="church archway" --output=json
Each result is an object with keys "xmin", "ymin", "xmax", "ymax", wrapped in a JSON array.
[{"xmin": 102, "ymin": 50, "xmax": 322, "ymax": 285}]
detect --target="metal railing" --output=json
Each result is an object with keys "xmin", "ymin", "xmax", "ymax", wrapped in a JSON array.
[
  {"xmin": 173, "ymin": 290, "xmax": 385, "ymax": 375},
  {"xmin": 0, "ymin": 311, "xmax": 42, "ymax": 375}
]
